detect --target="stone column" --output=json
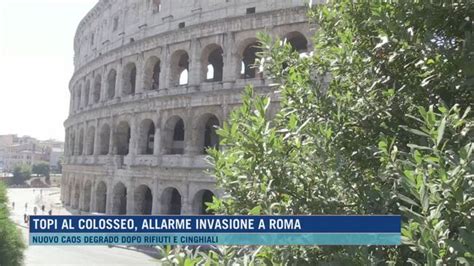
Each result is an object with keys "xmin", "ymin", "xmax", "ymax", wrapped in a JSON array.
[
  {"xmin": 129, "ymin": 117, "xmax": 138, "ymax": 158},
  {"xmin": 160, "ymin": 45, "xmax": 170, "ymax": 90},
  {"xmin": 78, "ymin": 181, "xmax": 84, "ymax": 211},
  {"xmin": 188, "ymin": 38, "xmax": 201, "ymax": 88},
  {"xmin": 151, "ymin": 181, "xmax": 159, "ymax": 214},
  {"xmin": 106, "ymin": 179, "xmax": 114, "ymax": 214},
  {"xmin": 180, "ymin": 183, "xmax": 191, "ymax": 214},
  {"xmin": 126, "ymin": 181, "xmax": 136, "ymax": 215},
  {"xmin": 74, "ymin": 125, "xmax": 80, "ymax": 156},
  {"xmin": 153, "ymin": 128, "xmax": 161, "ymax": 156},
  {"xmin": 108, "ymin": 117, "xmax": 115, "ymax": 155},
  {"xmin": 223, "ymin": 32, "xmax": 238, "ymax": 88},
  {"xmin": 136, "ymin": 53, "xmax": 146, "ymax": 94},
  {"xmin": 82, "ymin": 121, "xmax": 88, "ymax": 156},
  {"xmin": 115, "ymin": 64, "xmax": 123, "ymax": 99},
  {"xmin": 90, "ymin": 179, "xmax": 96, "ymax": 212},
  {"xmin": 93, "ymin": 119, "xmax": 100, "ymax": 155},
  {"xmin": 184, "ymin": 111, "xmax": 199, "ymax": 155},
  {"xmin": 100, "ymin": 67, "xmax": 107, "ymax": 103}
]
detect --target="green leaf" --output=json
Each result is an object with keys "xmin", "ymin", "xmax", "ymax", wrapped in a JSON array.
[
  {"xmin": 436, "ymin": 117, "xmax": 446, "ymax": 147},
  {"xmin": 398, "ymin": 193, "xmax": 420, "ymax": 207}
]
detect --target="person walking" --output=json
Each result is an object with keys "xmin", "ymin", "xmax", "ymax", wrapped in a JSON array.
[
  {"xmin": 24, "ymin": 202, "xmax": 28, "ymax": 211},
  {"xmin": 48, "ymin": 209, "xmax": 52, "ymax": 215},
  {"xmin": 33, "ymin": 206, "xmax": 38, "ymax": 215},
  {"xmin": 11, "ymin": 201, "xmax": 15, "ymax": 209}
]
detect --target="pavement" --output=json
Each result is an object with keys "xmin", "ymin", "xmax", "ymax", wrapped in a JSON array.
[{"xmin": 7, "ymin": 187, "xmax": 161, "ymax": 266}]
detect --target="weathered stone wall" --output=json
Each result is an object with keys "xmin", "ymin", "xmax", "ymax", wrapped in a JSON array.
[{"xmin": 62, "ymin": 0, "xmax": 313, "ymax": 215}]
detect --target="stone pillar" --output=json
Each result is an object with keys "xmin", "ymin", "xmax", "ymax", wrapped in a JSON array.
[
  {"xmin": 129, "ymin": 117, "xmax": 138, "ymax": 157},
  {"xmin": 188, "ymin": 38, "xmax": 201, "ymax": 88},
  {"xmin": 69, "ymin": 91, "xmax": 74, "ymax": 115},
  {"xmin": 90, "ymin": 179, "xmax": 96, "ymax": 212},
  {"xmin": 153, "ymin": 128, "xmax": 161, "ymax": 156},
  {"xmin": 78, "ymin": 181, "xmax": 84, "ymax": 211},
  {"xmin": 100, "ymin": 67, "xmax": 107, "ymax": 103},
  {"xmin": 108, "ymin": 117, "xmax": 115, "ymax": 155},
  {"xmin": 93, "ymin": 120, "xmax": 100, "ymax": 155},
  {"xmin": 184, "ymin": 111, "xmax": 199, "ymax": 155},
  {"xmin": 82, "ymin": 121, "xmax": 88, "ymax": 156},
  {"xmin": 160, "ymin": 45, "xmax": 170, "ymax": 90},
  {"xmin": 115, "ymin": 64, "xmax": 123, "ymax": 99},
  {"xmin": 223, "ymin": 32, "xmax": 238, "ymax": 88},
  {"xmin": 181, "ymin": 183, "xmax": 191, "ymax": 214},
  {"xmin": 126, "ymin": 181, "xmax": 135, "ymax": 215},
  {"xmin": 88, "ymin": 79, "xmax": 94, "ymax": 108},
  {"xmin": 151, "ymin": 181, "xmax": 159, "ymax": 214},
  {"xmin": 136, "ymin": 53, "xmax": 146, "ymax": 94},
  {"xmin": 105, "ymin": 179, "xmax": 114, "ymax": 214},
  {"xmin": 74, "ymin": 125, "xmax": 80, "ymax": 156}
]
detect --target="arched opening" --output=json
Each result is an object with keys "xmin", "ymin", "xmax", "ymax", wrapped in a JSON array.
[
  {"xmin": 241, "ymin": 42, "xmax": 262, "ymax": 79},
  {"xmin": 85, "ymin": 126, "xmax": 95, "ymax": 155},
  {"xmin": 107, "ymin": 69, "xmax": 117, "ymax": 99},
  {"xmin": 145, "ymin": 57, "xmax": 161, "ymax": 90},
  {"xmin": 161, "ymin": 187, "xmax": 181, "ymax": 214},
  {"xmin": 73, "ymin": 183, "xmax": 80, "ymax": 209},
  {"xmin": 114, "ymin": 121, "xmax": 130, "ymax": 156},
  {"xmin": 170, "ymin": 50, "xmax": 189, "ymax": 86},
  {"xmin": 78, "ymin": 128, "xmax": 84, "ymax": 155},
  {"xmin": 134, "ymin": 185, "xmax": 153, "ymax": 215},
  {"xmin": 194, "ymin": 114, "xmax": 219, "ymax": 154},
  {"xmin": 112, "ymin": 182, "xmax": 127, "ymax": 215},
  {"xmin": 99, "ymin": 124, "xmax": 111, "ymax": 155},
  {"xmin": 163, "ymin": 117, "xmax": 185, "ymax": 154},
  {"xmin": 285, "ymin": 31, "xmax": 308, "ymax": 53},
  {"xmin": 192, "ymin": 190, "xmax": 215, "ymax": 214},
  {"xmin": 84, "ymin": 80, "xmax": 90, "ymax": 106},
  {"xmin": 82, "ymin": 180, "xmax": 92, "ymax": 212},
  {"xmin": 204, "ymin": 116, "xmax": 219, "ymax": 153},
  {"xmin": 96, "ymin": 181, "xmax": 107, "ymax": 213},
  {"xmin": 202, "ymin": 45, "xmax": 224, "ymax": 82},
  {"xmin": 122, "ymin": 63, "xmax": 137, "ymax": 96},
  {"xmin": 152, "ymin": 0, "xmax": 161, "ymax": 13},
  {"xmin": 139, "ymin": 119, "xmax": 155, "ymax": 155},
  {"xmin": 93, "ymin": 74, "xmax": 101, "ymax": 103}
]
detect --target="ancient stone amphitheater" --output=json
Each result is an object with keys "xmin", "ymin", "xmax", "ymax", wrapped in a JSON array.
[{"xmin": 61, "ymin": 0, "xmax": 311, "ymax": 215}]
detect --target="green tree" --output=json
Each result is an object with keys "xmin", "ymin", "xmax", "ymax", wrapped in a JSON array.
[
  {"xmin": 169, "ymin": 0, "xmax": 472, "ymax": 265},
  {"xmin": 379, "ymin": 105, "xmax": 473, "ymax": 264},
  {"xmin": 0, "ymin": 181, "xmax": 25, "ymax": 266},
  {"xmin": 32, "ymin": 162, "xmax": 50, "ymax": 184},
  {"xmin": 11, "ymin": 164, "xmax": 31, "ymax": 185}
]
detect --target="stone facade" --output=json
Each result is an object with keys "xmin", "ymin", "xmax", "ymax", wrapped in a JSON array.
[{"xmin": 62, "ymin": 0, "xmax": 312, "ymax": 215}]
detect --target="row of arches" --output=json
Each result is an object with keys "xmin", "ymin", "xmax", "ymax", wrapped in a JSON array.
[
  {"xmin": 66, "ymin": 114, "xmax": 220, "ymax": 157},
  {"xmin": 71, "ymin": 31, "xmax": 309, "ymax": 111},
  {"xmin": 64, "ymin": 179, "xmax": 215, "ymax": 215}
]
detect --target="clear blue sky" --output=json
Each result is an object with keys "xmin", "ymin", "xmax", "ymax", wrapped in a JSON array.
[{"xmin": 0, "ymin": 0, "xmax": 97, "ymax": 141}]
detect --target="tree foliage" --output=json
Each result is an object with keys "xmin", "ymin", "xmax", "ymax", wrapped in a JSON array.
[
  {"xmin": 11, "ymin": 164, "xmax": 32, "ymax": 185},
  {"xmin": 32, "ymin": 162, "xmax": 50, "ymax": 178},
  {"xmin": 0, "ymin": 182, "xmax": 25, "ymax": 266},
  {"xmin": 170, "ymin": 0, "xmax": 473, "ymax": 264}
]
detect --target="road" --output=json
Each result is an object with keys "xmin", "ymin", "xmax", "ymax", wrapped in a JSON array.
[{"xmin": 7, "ymin": 188, "xmax": 160, "ymax": 266}]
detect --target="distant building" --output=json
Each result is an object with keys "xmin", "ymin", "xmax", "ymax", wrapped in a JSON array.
[{"xmin": 0, "ymin": 134, "xmax": 64, "ymax": 172}]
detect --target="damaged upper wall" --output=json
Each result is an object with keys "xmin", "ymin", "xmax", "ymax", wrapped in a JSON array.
[{"xmin": 73, "ymin": 0, "xmax": 308, "ymax": 70}]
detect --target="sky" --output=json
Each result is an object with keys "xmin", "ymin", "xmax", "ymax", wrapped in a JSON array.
[{"xmin": 0, "ymin": 0, "xmax": 97, "ymax": 141}]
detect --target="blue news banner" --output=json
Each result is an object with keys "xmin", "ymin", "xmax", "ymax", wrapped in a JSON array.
[{"xmin": 29, "ymin": 215, "xmax": 400, "ymax": 246}]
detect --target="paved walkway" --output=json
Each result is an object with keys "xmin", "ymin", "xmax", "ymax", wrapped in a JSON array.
[{"xmin": 7, "ymin": 188, "xmax": 160, "ymax": 266}]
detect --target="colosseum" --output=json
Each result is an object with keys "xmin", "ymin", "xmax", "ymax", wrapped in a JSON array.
[{"xmin": 61, "ymin": 0, "xmax": 312, "ymax": 215}]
